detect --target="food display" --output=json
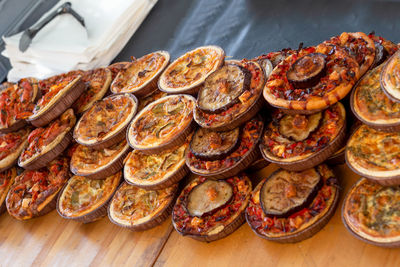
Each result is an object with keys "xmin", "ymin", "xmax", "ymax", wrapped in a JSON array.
[
  {"xmin": 111, "ymin": 51, "xmax": 170, "ymax": 96},
  {"xmin": 72, "ymin": 68, "xmax": 112, "ymax": 114},
  {"xmin": 351, "ymin": 64, "xmax": 400, "ymax": 131},
  {"xmin": 0, "ymin": 128, "xmax": 31, "ymax": 172},
  {"xmin": 28, "ymin": 75, "xmax": 85, "ymax": 127},
  {"xmin": 74, "ymin": 93, "xmax": 138, "ymax": 149},
  {"xmin": 6, "ymin": 157, "xmax": 69, "ymax": 220},
  {"xmin": 381, "ymin": 50, "xmax": 400, "ymax": 103},
  {"xmin": 346, "ymin": 124, "xmax": 400, "ymax": 185},
  {"xmin": 18, "ymin": 109, "xmax": 76, "ymax": 170},
  {"xmin": 264, "ymin": 43, "xmax": 359, "ymax": 114},
  {"xmin": 57, "ymin": 172, "xmax": 121, "ymax": 223},
  {"xmin": 172, "ymin": 174, "xmax": 252, "ymax": 242},
  {"xmin": 124, "ymin": 141, "xmax": 188, "ymax": 190},
  {"xmin": 246, "ymin": 165, "xmax": 339, "ymax": 243},
  {"xmin": 158, "ymin": 46, "xmax": 225, "ymax": 94},
  {"xmin": 70, "ymin": 140, "xmax": 130, "ymax": 180},
  {"xmin": 127, "ymin": 94, "xmax": 195, "ymax": 154},
  {"xmin": 342, "ymin": 178, "xmax": 400, "ymax": 247},
  {"xmin": 260, "ymin": 103, "xmax": 346, "ymax": 171},
  {"xmin": 0, "ymin": 78, "xmax": 38, "ymax": 133},
  {"xmin": 0, "ymin": 167, "xmax": 17, "ymax": 214},
  {"xmin": 108, "ymin": 182, "xmax": 177, "ymax": 231},
  {"xmin": 186, "ymin": 116, "xmax": 264, "ymax": 179},
  {"xmin": 194, "ymin": 60, "xmax": 265, "ymax": 131}
]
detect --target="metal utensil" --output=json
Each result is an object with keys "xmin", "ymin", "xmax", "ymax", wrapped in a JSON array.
[{"xmin": 19, "ymin": 2, "xmax": 85, "ymax": 52}]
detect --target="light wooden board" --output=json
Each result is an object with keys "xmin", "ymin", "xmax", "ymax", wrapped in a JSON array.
[{"xmin": 0, "ymin": 164, "xmax": 399, "ymax": 267}]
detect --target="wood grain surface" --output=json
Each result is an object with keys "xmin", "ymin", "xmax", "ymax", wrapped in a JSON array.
[{"xmin": 0, "ymin": 164, "xmax": 399, "ymax": 267}]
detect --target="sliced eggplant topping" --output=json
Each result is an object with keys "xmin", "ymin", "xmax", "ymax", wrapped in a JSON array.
[
  {"xmin": 189, "ymin": 127, "xmax": 240, "ymax": 160},
  {"xmin": 197, "ymin": 63, "xmax": 251, "ymax": 113},
  {"xmin": 287, "ymin": 53, "xmax": 326, "ymax": 88},
  {"xmin": 257, "ymin": 58, "xmax": 273, "ymax": 79},
  {"xmin": 186, "ymin": 180, "xmax": 233, "ymax": 217},
  {"xmin": 372, "ymin": 41, "xmax": 389, "ymax": 68},
  {"xmin": 279, "ymin": 112, "xmax": 322, "ymax": 141},
  {"xmin": 260, "ymin": 168, "xmax": 323, "ymax": 218}
]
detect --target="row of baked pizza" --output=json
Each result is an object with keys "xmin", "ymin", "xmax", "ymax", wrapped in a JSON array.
[{"xmin": 0, "ymin": 31, "xmax": 399, "ymax": 247}]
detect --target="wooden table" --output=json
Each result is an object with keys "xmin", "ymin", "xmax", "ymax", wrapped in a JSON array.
[{"xmin": 1, "ymin": 164, "xmax": 399, "ymax": 267}]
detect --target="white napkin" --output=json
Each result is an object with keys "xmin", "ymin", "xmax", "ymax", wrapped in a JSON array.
[{"xmin": 2, "ymin": 0, "xmax": 157, "ymax": 81}]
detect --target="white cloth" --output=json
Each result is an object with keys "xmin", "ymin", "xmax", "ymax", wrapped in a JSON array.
[{"xmin": 2, "ymin": 0, "xmax": 157, "ymax": 81}]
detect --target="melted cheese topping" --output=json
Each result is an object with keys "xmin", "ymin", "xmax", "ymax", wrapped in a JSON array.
[
  {"xmin": 161, "ymin": 46, "xmax": 223, "ymax": 89},
  {"xmin": 109, "ymin": 182, "xmax": 176, "ymax": 226},
  {"xmin": 128, "ymin": 95, "xmax": 194, "ymax": 148},
  {"xmin": 347, "ymin": 125, "xmax": 400, "ymax": 172},
  {"xmin": 75, "ymin": 94, "xmax": 136, "ymax": 144},
  {"xmin": 58, "ymin": 172, "xmax": 121, "ymax": 217},
  {"xmin": 124, "ymin": 142, "xmax": 187, "ymax": 185},
  {"xmin": 112, "ymin": 52, "xmax": 168, "ymax": 93},
  {"xmin": 354, "ymin": 64, "xmax": 400, "ymax": 123},
  {"xmin": 70, "ymin": 140, "xmax": 128, "ymax": 174},
  {"xmin": 344, "ymin": 178, "xmax": 400, "ymax": 242}
]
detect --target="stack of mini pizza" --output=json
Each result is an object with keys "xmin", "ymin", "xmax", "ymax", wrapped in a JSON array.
[{"xmin": 0, "ymin": 31, "xmax": 398, "ymax": 247}]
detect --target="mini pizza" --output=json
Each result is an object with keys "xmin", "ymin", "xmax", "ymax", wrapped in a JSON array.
[
  {"xmin": 186, "ymin": 116, "xmax": 264, "ymax": 179},
  {"xmin": 19, "ymin": 109, "xmax": 76, "ymax": 170},
  {"xmin": 74, "ymin": 93, "xmax": 138, "ymax": 149},
  {"xmin": 381, "ymin": 50, "xmax": 400, "ymax": 102},
  {"xmin": 263, "ymin": 44, "xmax": 360, "ymax": 113},
  {"xmin": 0, "ymin": 167, "xmax": 17, "ymax": 214},
  {"xmin": 158, "ymin": 46, "xmax": 225, "ymax": 94},
  {"xmin": 29, "ymin": 74, "xmax": 85, "ymax": 127},
  {"xmin": 70, "ymin": 140, "xmax": 130, "ymax": 180},
  {"xmin": 172, "ymin": 174, "xmax": 252, "ymax": 242},
  {"xmin": 368, "ymin": 33, "xmax": 398, "ymax": 68},
  {"xmin": 6, "ymin": 157, "xmax": 70, "ymax": 220},
  {"xmin": 107, "ymin": 61, "xmax": 131, "ymax": 80},
  {"xmin": 260, "ymin": 102, "xmax": 346, "ymax": 171},
  {"xmin": 111, "ymin": 51, "xmax": 170, "ymax": 96},
  {"xmin": 246, "ymin": 164, "xmax": 339, "ymax": 243},
  {"xmin": 57, "ymin": 172, "xmax": 121, "ymax": 223},
  {"xmin": 194, "ymin": 60, "xmax": 265, "ymax": 131},
  {"xmin": 351, "ymin": 64, "xmax": 400, "ymax": 131},
  {"xmin": 127, "ymin": 94, "xmax": 195, "ymax": 154},
  {"xmin": 346, "ymin": 124, "xmax": 400, "ymax": 185},
  {"xmin": 0, "ymin": 78, "xmax": 38, "ymax": 133},
  {"xmin": 108, "ymin": 182, "xmax": 177, "ymax": 231},
  {"xmin": 342, "ymin": 178, "xmax": 400, "ymax": 247},
  {"xmin": 137, "ymin": 90, "xmax": 168, "ymax": 112},
  {"xmin": 324, "ymin": 32, "xmax": 375, "ymax": 76},
  {"xmin": 37, "ymin": 70, "xmax": 83, "ymax": 95},
  {"xmin": 124, "ymin": 140, "xmax": 188, "ymax": 189},
  {"xmin": 0, "ymin": 128, "xmax": 31, "ymax": 172},
  {"xmin": 72, "ymin": 68, "xmax": 112, "ymax": 114},
  {"xmin": 257, "ymin": 48, "xmax": 296, "ymax": 68}
]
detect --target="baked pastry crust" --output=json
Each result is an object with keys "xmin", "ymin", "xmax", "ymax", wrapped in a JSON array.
[
  {"xmin": 264, "ymin": 44, "xmax": 359, "ymax": 113},
  {"xmin": 127, "ymin": 94, "xmax": 195, "ymax": 153},
  {"xmin": 19, "ymin": 109, "xmax": 76, "ymax": 169},
  {"xmin": 74, "ymin": 93, "xmax": 138, "ymax": 148},
  {"xmin": 108, "ymin": 182, "xmax": 177, "ymax": 230},
  {"xmin": 172, "ymin": 174, "xmax": 251, "ymax": 240},
  {"xmin": 111, "ymin": 51, "xmax": 170, "ymax": 96},
  {"xmin": 158, "ymin": 46, "xmax": 225, "ymax": 94},
  {"xmin": 6, "ymin": 157, "xmax": 69, "ymax": 220},
  {"xmin": 0, "ymin": 78, "xmax": 38, "ymax": 133},
  {"xmin": 57, "ymin": 172, "xmax": 121, "ymax": 218},
  {"xmin": 246, "ymin": 165, "xmax": 339, "ymax": 242},
  {"xmin": 342, "ymin": 178, "xmax": 400, "ymax": 246},
  {"xmin": 0, "ymin": 128, "xmax": 31, "ymax": 171}
]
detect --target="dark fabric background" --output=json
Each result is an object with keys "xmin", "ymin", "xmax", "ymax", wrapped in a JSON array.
[
  {"xmin": 1, "ymin": 0, "xmax": 400, "ymax": 80},
  {"xmin": 114, "ymin": 0, "xmax": 400, "ymax": 61}
]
